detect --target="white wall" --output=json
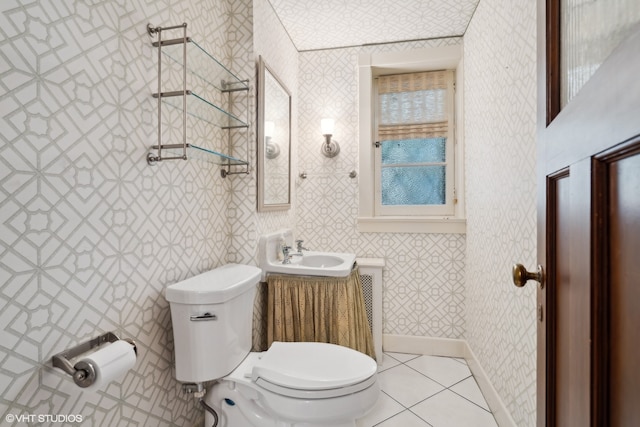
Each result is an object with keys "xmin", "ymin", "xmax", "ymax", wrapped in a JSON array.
[{"xmin": 463, "ymin": 0, "xmax": 538, "ymax": 425}]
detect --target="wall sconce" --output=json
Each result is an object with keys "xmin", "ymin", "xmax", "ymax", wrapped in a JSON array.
[
  {"xmin": 264, "ymin": 121, "xmax": 280, "ymax": 159},
  {"xmin": 320, "ymin": 118, "xmax": 340, "ymax": 158}
]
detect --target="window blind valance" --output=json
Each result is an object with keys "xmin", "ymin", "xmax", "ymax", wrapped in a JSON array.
[
  {"xmin": 377, "ymin": 70, "xmax": 452, "ymax": 141},
  {"xmin": 377, "ymin": 70, "xmax": 449, "ymax": 93}
]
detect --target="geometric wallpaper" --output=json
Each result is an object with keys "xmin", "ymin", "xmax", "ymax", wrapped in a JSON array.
[
  {"xmin": 464, "ymin": 0, "xmax": 538, "ymax": 425},
  {"xmin": 251, "ymin": 0, "xmax": 299, "ymax": 240},
  {"xmin": 294, "ymin": 1, "xmax": 538, "ymax": 424},
  {"xmin": 296, "ymin": 36, "xmax": 468, "ymax": 339},
  {"xmin": 249, "ymin": 0, "xmax": 300, "ymax": 350},
  {"xmin": 268, "ymin": 0, "xmax": 479, "ymax": 51},
  {"xmin": 0, "ymin": 0, "xmax": 252, "ymax": 425},
  {"xmin": 2, "ymin": 0, "xmax": 537, "ymax": 425}
]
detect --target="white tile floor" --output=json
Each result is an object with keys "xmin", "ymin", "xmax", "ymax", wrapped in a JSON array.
[{"xmin": 357, "ymin": 352, "xmax": 499, "ymax": 427}]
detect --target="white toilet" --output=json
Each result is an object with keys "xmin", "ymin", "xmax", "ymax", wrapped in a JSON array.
[{"xmin": 164, "ymin": 263, "xmax": 379, "ymax": 427}]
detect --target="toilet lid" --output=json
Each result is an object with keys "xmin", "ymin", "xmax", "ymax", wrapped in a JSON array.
[{"xmin": 251, "ymin": 342, "xmax": 377, "ymax": 390}]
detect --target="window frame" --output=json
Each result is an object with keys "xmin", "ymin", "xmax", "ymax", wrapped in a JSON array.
[
  {"xmin": 374, "ymin": 70, "xmax": 456, "ymax": 217},
  {"xmin": 358, "ymin": 45, "xmax": 466, "ymax": 234}
]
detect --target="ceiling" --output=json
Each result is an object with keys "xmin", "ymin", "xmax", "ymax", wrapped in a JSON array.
[{"xmin": 267, "ymin": 0, "xmax": 480, "ymax": 51}]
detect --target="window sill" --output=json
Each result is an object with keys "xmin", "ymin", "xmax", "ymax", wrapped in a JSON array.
[{"xmin": 357, "ymin": 216, "xmax": 466, "ymax": 234}]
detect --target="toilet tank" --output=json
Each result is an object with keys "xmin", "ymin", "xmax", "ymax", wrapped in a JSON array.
[{"xmin": 164, "ymin": 263, "xmax": 262, "ymax": 383}]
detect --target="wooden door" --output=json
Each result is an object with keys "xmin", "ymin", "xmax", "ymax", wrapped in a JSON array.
[{"xmin": 534, "ymin": 3, "xmax": 640, "ymax": 427}]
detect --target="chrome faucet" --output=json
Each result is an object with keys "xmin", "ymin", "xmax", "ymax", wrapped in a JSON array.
[
  {"xmin": 282, "ymin": 242, "xmax": 307, "ymax": 264},
  {"xmin": 281, "ymin": 245, "xmax": 292, "ymax": 264},
  {"xmin": 296, "ymin": 240, "xmax": 310, "ymax": 254},
  {"xmin": 282, "ymin": 245, "xmax": 302, "ymax": 264}
]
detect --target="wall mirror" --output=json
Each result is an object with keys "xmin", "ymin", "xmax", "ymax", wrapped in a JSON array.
[{"xmin": 257, "ymin": 56, "xmax": 291, "ymax": 211}]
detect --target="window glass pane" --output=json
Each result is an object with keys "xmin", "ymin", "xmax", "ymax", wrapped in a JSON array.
[
  {"xmin": 381, "ymin": 138, "xmax": 446, "ymax": 165},
  {"xmin": 381, "ymin": 166, "xmax": 445, "ymax": 205},
  {"xmin": 560, "ymin": 0, "xmax": 640, "ymax": 107}
]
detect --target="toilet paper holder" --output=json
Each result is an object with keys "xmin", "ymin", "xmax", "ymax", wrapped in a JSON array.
[{"xmin": 52, "ymin": 331, "xmax": 137, "ymax": 387}]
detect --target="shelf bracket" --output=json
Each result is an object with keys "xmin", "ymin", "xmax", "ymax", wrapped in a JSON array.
[
  {"xmin": 220, "ymin": 76, "xmax": 251, "ymax": 178},
  {"xmin": 147, "ymin": 22, "xmax": 188, "ymax": 165},
  {"xmin": 221, "ymin": 165, "xmax": 250, "ymax": 178}
]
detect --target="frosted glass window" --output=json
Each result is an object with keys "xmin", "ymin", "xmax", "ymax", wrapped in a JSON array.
[
  {"xmin": 382, "ymin": 166, "xmax": 446, "ymax": 206},
  {"xmin": 561, "ymin": 0, "xmax": 640, "ymax": 107},
  {"xmin": 381, "ymin": 138, "xmax": 446, "ymax": 164}
]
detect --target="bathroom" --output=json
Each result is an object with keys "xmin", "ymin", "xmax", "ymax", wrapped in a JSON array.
[{"xmin": 2, "ymin": 0, "xmax": 536, "ymax": 425}]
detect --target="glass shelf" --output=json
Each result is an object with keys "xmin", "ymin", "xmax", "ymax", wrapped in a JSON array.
[
  {"xmin": 147, "ymin": 25, "xmax": 250, "ymax": 172},
  {"xmin": 154, "ymin": 90, "xmax": 248, "ymax": 129},
  {"xmin": 154, "ymin": 37, "xmax": 249, "ymax": 92},
  {"xmin": 150, "ymin": 144, "xmax": 248, "ymax": 166}
]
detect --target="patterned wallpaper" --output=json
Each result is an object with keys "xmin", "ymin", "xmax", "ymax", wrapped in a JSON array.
[
  {"xmin": 296, "ymin": 37, "xmax": 467, "ymax": 339},
  {"xmin": 247, "ymin": 0, "xmax": 298, "ymax": 249},
  {"xmin": 0, "ymin": 0, "xmax": 254, "ymax": 425},
  {"xmin": 250, "ymin": 0, "xmax": 299, "ymax": 351},
  {"xmin": 464, "ymin": 0, "xmax": 538, "ymax": 425},
  {"xmin": 1, "ymin": 0, "xmax": 538, "ymax": 424},
  {"xmin": 268, "ymin": 0, "xmax": 479, "ymax": 51}
]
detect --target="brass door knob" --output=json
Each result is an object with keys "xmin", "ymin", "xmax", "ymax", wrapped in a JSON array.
[{"xmin": 512, "ymin": 264, "xmax": 545, "ymax": 289}]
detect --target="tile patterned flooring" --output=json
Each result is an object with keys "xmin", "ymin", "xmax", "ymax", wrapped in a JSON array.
[{"xmin": 357, "ymin": 352, "xmax": 499, "ymax": 427}]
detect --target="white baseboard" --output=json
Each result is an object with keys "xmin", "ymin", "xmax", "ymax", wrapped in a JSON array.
[
  {"xmin": 383, "ymin": 334, "xmax": 517, "ymax": 427},
  {"xmin": 383, "ymin": 333, "xmax": 467, "ymax": 357},
  {"xmin": 462, "ymin": 341, "xmax": 517, "ymax": 427}
]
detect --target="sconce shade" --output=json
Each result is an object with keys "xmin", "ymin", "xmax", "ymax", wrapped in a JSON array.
[
  {"xmin": 321, "ymin": 118, "xmax": 335, "ymax": 135},
  {"xmin": 265, "ymin": 121, "xmax": 275, "ymax": 138}
]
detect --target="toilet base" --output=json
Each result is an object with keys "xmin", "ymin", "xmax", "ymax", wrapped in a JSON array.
[
  {"xmin": 204, "ymin": 379, "xmax": 370, "ymax": 427},
  {"xmin": 207, "ymin": 405, "xmax": 355, "ymax": 427}
]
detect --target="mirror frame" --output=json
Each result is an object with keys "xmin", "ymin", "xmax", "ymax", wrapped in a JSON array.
[{"xmin": 257, "ymin": 55, "xmax": 292, "ymax": 212}]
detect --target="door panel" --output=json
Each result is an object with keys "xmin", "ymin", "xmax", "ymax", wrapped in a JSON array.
[
  {"xmin": 548, "ymin": 172, "xmax": 572, "ymax": 427},
  {"xmin": 547, "ymin": 167, "xmax": 590, "ymax": 427},
  {"xmin": 605, "ymin": 146, "xmax": 640, "ymax": 427},
  {"xmin": 537, "ymin": 4, "xmax": 640, "ymax": 426}
]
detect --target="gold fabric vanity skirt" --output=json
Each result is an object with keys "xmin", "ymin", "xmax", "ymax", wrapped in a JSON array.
[{"xmin": 266, "ymin": 267, "xmax": 375, "ymax": 360}]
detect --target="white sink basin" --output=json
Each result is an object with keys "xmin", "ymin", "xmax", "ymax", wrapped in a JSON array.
[
  {"xmin": 300, "ymin": 254, "xmax": 343, "ymax": 268},
  {"xmin": 264, "ymin": 251, "xmax": 356, "ymax": 278},
  {"xmin": 258, "ymin": 230, "xmax": 356, "ymax": 279}
]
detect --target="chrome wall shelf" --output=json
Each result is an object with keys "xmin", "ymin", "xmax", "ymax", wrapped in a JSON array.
[
  {"xmin": 154, "ymin": 90, "xmax": 248, "ymax": 129},
  {"xmin": 150, "ymin": 143, "xmax": 249, "ymax": 167},
  {"xmin": 153, "ymin": 37, "xmax": 248, "ymax": 93},
  {"xmin": 146, "ymin": 23, "xmax": 250, "ymax": 178}
]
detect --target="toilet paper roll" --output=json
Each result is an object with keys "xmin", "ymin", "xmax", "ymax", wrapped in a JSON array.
[{"xmin": 75, "ymin": 340, "xmax": 136, "ymax": 391}]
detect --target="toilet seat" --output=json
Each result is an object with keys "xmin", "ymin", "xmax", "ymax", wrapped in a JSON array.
[
  {"xmin": 250, "ymin": 342, "xmax": 377, "ymax": 398},
  {"xmin": 255, "ymin": 374, "xmax": 377, "ymax": 399},
  {"xmin": 214, "ymin": 344, "xmax": 380, "ymax": 425}
]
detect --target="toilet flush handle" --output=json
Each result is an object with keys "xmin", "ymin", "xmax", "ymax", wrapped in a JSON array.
[{"xmin": 190, "ymin": 312, "xmax": 218, "ymax": 321}]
